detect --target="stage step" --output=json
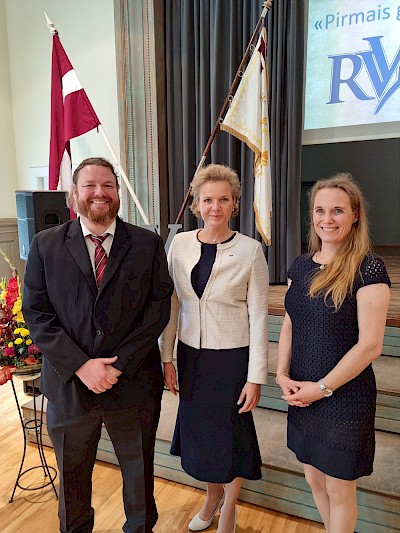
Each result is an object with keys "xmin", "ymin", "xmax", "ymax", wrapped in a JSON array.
[
  {"xmin": 268, "ymin": 315, "xmax": 400, "ymax": 357},
  {"xmin": 264, "ymin": 342, "xmax": 400, "ymax": 434},
  {"xmin": 154, "ymin": 392, "xmax": 400, "ymax": 533},
  {"xmin": 267, "ymin": 342, "xmax": 400, "ymax": 394}
]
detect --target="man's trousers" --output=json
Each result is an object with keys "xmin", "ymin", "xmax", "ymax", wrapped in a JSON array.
[{"xmin": 47, "ymin": 397, "xmax": 161, "ymax": 533}]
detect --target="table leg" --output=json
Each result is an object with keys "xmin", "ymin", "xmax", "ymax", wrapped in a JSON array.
[{"xmin": 9, "ymin": 378, "xmax": 58, "ymax": 503}]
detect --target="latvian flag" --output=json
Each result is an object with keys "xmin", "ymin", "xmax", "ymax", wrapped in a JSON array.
[{"xmin": 49, "ymin": 33, "xmax": 100, "ymax": 192}]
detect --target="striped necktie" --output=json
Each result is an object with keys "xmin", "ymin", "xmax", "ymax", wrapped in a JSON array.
[{"xmin": 90, "ymin": 234, "xmax": 108, "ymax": 287}]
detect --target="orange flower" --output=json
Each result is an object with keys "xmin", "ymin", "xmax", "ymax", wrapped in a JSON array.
[
  {"xmin": 0, "ymin": 366, "xmax": 15, "ymax": 385},
  {"xmin": 23, "ymin": 355, "xmax": 40, "ymax": 365}
]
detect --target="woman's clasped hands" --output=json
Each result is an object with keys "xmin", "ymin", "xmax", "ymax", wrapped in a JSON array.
[{"xmin": 278, "ymin": 375, "xmax": 324, "ymax": 407}]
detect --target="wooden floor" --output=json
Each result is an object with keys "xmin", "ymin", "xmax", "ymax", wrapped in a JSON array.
[
  {"xmin": 269, "ymin": 253, "xmax": 399, "ymax": 327},
  {"xmin": 0, "ymin": 379, "xmax": 324, "ymax": 532}
]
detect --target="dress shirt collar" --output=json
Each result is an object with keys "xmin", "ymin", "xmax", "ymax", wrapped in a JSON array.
[{"xmin": 80, "ymin": 218, "xmax": 117, "ymax": 239}]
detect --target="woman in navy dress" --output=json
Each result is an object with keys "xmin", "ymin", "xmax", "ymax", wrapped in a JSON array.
[
  {"xmin": 276, "ymin": 173, "xmax": 391, "ymax": 533},
  {"xmin": 160, "ymin": 164, "xmax": 269, "ymax": 533}
]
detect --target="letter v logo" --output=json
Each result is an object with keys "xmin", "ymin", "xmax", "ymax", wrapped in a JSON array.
[
  {"xmin": 358, "ymin": 37, "xmax": 400, "ymax": 114},
  {"xmin": 327, "ymin": 36, "xmax": 400, "ymax": 114}
]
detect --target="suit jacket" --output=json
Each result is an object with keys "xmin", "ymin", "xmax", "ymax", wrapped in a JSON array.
[
  {"xmin": 22, "ymin": 217, "xmax": 173, "ymax": 414},
  {"xmin": 159, "ymin": 230, "xmax": 269, "ymax": 384}
]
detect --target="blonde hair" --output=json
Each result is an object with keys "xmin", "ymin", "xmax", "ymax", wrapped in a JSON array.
[
  {"xmin": 189, "ymin": 164, "xmax": 241, "ymax": 218},
  {"xmin": 308, "ymin": 172, "xmax": 371, "ymax": 310}
]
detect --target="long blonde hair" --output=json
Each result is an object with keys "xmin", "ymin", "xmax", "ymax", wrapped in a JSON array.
[{"xmin": 308, "ymin": 173, "xmax": 371, "ymax": 310}]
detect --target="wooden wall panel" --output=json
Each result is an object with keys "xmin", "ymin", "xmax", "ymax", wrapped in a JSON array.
[{"xmin": 0, "ymin": 219, "xmax": 25, "ymax": 279}]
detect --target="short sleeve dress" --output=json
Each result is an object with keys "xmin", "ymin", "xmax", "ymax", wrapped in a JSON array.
[{"xmin": 285, "ymin": 254, "xmax": 391, "ymax": 480}]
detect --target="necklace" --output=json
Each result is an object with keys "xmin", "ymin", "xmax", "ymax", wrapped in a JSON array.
[
  {"xmin": 200, "ymin": 230, "xmax": 233, "ymax": 244},
  {"xmin": 315, "ymin": 252, "xmax": 325, "ymax": 270}
]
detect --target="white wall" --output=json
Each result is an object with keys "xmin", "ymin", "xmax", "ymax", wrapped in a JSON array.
[
  {"xmin": 2, "ymin": 0, "xmax": 120, "ymax": 217},
  {"xmin": 0, "ymin": 0, "xmax": 18, "ymax": 218}
]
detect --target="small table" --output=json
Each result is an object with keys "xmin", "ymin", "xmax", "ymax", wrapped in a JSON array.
[{"xmin": 9, "ymin": 372, "xmax": 58, "ymax": 503}]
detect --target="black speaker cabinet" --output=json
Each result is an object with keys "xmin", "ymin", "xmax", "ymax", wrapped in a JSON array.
[{"xmin": 16, "ymin": 191, "xmax": 70, "ymax": 260}]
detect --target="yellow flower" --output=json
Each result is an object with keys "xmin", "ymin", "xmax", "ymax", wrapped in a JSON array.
[
  {"xmin": 15, "ymin": 311, "xmax": 25, "ymax": 323},
  {"xmin": 19, "ymin": 328, "xmax": 30, "ymax": 337},
  {"xmin": 0, "ymin": 278, "xmax": 6, "ymax": 303},
  {"xmin": 25, "ymin": 339, "xmax": 33, "ymax": 346},
  {"xmin": 12, "ymin": 296, "xmax": 22, "ymax": 315},
  {"xmin": 7, "ymin": 342, "xmax": 14, "ymax": 348},
  {"xmin": 14, "ymin": 338, "xmax": 23, "ymax": 345},
  {"xmin": 13, "ymin": 328, "xmax": 21, "ymax": 335}
]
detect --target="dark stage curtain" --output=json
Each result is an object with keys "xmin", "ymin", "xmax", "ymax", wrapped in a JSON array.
[{"xmin": 165, "ymin": 0, "xmax": 304, "ymax": 282}]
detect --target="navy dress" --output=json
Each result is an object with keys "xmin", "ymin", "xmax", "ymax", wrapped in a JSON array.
[
  {"xmin": 285, "ymin": 254, "xmax": 391, "ymax": 480},
  {"xmin": 170, "ymin": 238, "xmax": 262, "ymax": 483}
]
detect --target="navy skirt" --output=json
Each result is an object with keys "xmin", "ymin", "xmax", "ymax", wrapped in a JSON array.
[{"xmin": 170, "ymin": 341, "xmax": 262, "ymax": 483}]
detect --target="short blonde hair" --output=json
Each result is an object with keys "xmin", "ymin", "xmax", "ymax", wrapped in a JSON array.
[{"xmin": 189, "ymin": 164, "xmax": 241, "ymax": 218}]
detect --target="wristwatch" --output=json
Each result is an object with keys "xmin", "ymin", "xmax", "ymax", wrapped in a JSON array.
[{"xmin": 318, "ymin": 379, "xmax": 333, "ymax": 397}]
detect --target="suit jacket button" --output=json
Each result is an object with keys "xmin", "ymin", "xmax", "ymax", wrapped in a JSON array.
[{"xmin": 96, "ymin": 330, "xmax": 102, "ymax": 336}]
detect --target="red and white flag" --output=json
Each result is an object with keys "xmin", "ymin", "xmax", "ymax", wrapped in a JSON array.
[
  {"xmin": 49, "ymin": 33, "xmax": 100, "ymax": 192},
  {"xmin": 221, "ymin": 27, "xmax": 272, "ymax": 245}
]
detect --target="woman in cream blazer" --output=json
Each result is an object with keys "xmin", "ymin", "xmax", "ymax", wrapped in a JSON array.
[{"xmin": 160, "ymin": 164, "xmax": 269, "ymax": 533}]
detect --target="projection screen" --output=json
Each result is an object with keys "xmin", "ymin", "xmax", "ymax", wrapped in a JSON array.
[{"xmin": 303, "ymin": 0, "xmax": 400, "ymax": 144}]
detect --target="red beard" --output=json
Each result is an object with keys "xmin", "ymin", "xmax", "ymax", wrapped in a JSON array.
[{"xmin": 75, "ymin": 196, "xmax": 120, "ymax": 226}]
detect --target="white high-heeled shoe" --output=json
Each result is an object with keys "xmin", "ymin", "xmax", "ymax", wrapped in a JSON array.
[{"xmin": 188, "ymin": 492, "xmax": 225, "ymax": 531}]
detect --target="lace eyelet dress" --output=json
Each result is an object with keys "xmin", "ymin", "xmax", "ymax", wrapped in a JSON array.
[{"xmin": 285, "ymin": 254, "xmax": 391, "ymax": 480}]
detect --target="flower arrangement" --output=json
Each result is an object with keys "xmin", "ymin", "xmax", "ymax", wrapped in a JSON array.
[{"xmin": 0, "ymin": 249, "xmax": 42, "ymax": 385}]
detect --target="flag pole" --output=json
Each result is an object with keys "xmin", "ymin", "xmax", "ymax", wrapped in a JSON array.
[
  {"xmin": 44, "ymin": 13, "xmax": 150, "ymax": 226},
  {"xmin": 174, "ymin": 0, "xmax": 273, "ymax": 224},
  {"xmin": 96, "ymin": 125, "xmax": 149, "ymax": 225}
]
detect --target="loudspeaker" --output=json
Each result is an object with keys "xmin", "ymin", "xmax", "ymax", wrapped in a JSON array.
[{"xmin": 16, "ymin": 191, "xmax": 70, "ymax": 260}]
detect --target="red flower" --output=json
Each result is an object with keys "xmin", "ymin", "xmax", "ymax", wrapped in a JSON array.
[
  {"xmin": 5, "ymin": 276, "xmax": 19, "ymax": 308},
  {"xmin": 4, "ymin": 346, "xmax": 15, "ymax": 357},
  {"xmin": 28, "ymin": 344, "xmax": 41, "ymax": 356}
]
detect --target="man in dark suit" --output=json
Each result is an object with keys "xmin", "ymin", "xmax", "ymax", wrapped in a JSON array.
[{"xmin": 22, "ymin": 157, "xmax": 173, "ymax": 533}]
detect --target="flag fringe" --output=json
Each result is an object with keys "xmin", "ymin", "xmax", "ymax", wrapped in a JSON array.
[
  {"xmin": 253, "ymin": 201, "xmax": 271, "ymax": 246},
  {"xmin": 220, "ymin": 124, "xmax": 261, "ymax": 157}
]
